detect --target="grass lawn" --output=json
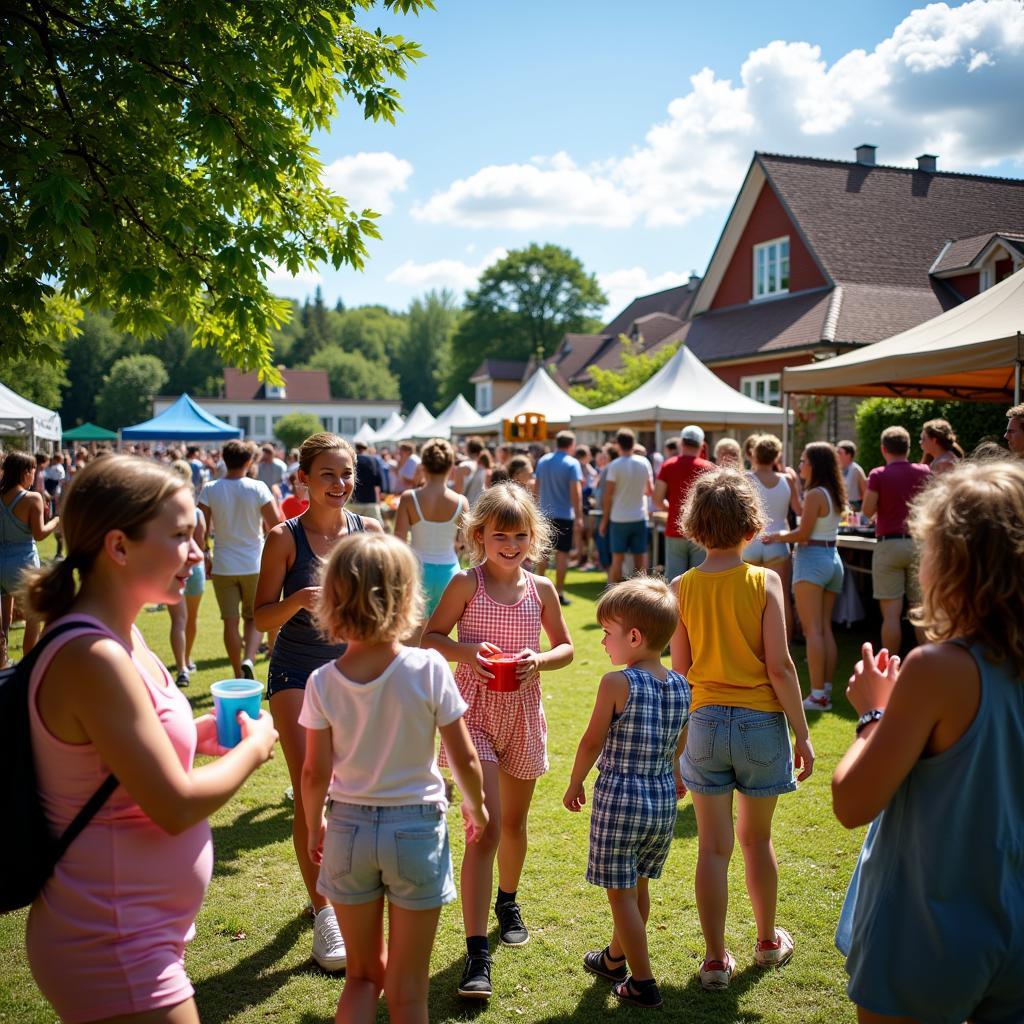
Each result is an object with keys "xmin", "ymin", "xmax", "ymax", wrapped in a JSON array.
[{"xmin": 0, "ymin": 554, "xmax": 869, "ymax": 1023}]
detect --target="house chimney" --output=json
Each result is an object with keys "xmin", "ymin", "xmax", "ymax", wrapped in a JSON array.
[
  {"xmin": 688, "ymin": 271, "xmax": 700, "ymax": 288},
  {"xmin": 916, "ymin": 153, "xmax": 937, "ymax": 173},
  {"xmin": 855, "ymin": 144, "xmax": 876, "ymax": 166}
]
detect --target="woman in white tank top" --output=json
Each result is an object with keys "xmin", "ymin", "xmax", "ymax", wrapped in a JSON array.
[
  {"xmin": 742, "ymin": 434, "xmax": 795, "ymax": 638},
  {"xmin": 394, "ymin": 438, "xmax": 467, "ymax": 639},
  {"xmin": 765, "ymin": 442, "xmax": 847, "ymax": 712}
]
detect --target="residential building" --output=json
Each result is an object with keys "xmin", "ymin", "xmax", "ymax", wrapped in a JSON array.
[{"xmin": 152, "ymin": 368, "xmax": 400, "ymax": 442}]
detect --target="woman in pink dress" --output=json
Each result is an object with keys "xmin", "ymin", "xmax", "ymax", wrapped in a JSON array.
[{"xmin": 23, "ymin": 455, "xmax": 278, "ymax": 1024}]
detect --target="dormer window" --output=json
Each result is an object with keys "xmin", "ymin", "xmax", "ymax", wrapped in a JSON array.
[{"xmin": 753, "ymin": 237, "xmax": 790, "ymax": 300}]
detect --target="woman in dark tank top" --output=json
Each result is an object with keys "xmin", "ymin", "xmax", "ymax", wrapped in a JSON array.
[{"xmin": 253, "ymin": 432, "xmax": 382, "ymax": 970}]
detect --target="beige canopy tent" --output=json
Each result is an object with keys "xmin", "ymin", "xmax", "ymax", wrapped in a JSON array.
[
  {"xmin": 411, "ymin": 394, "xmax": 483, "ymax": 441},
  {"xmin": 782, "ymin": 268, "xmax": 1024, "ymax": 405},
  {"xmin": 570, "ymin": 344, "xmax": 787, "ymax": 448}
]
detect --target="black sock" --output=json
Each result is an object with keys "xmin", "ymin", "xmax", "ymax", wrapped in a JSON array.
[
  {"xmin": 466, "ymin": 935, "xmax": 489, "ymax": 957},
  {"xmin": 495, "ymin": 887, "xmax": 517, "ymax": 907}
]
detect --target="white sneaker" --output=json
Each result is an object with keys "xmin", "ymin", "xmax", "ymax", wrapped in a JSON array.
[
  {"xmin": 240, "ymin": 658, "xmax": 256, "ymax": 681},
  {"xmin": 312, "ymin": 906, "xmax": 347, "ymax": 972},
  {"xmin": 802, "ymin": 693, "xmax": 832, "ymax": 712},
  {"xmin": 754, "ymin": 926, "xmax": 795, "ymax": 968}
]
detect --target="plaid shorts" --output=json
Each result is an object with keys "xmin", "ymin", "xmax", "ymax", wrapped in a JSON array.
[
  {"xmin": 439, "ymin": 678, "xmax": 548, "ymax": 780},
  {"xmin": 586, "ymin": 771, "xmax": 677, "ymax": 890}
]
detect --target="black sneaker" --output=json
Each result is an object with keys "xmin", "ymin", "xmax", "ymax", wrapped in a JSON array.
[
  {"xmin": 558, "ymin": 593, "xmax": 571, "ymax": 607},
  {"xmin": 495, "ymin": 899, "xmax": 529, "ymax": 946},
  {"xmin": 457, "ymin": 952, "xmax": 492, "ymax": 999}
]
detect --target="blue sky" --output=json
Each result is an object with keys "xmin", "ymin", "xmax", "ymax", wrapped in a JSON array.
[{"xmin": 267, "ymin": 0, "xmax": 1024, "ymax": 321}]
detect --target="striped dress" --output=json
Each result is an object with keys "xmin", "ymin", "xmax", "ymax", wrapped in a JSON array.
[{"xmin": 587, "ymin": 666, "xmax": 691, "ymax": 890}]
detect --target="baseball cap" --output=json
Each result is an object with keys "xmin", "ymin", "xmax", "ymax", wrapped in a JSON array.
[{"xmin": 681, "ymin": 425, "xmax": 705, "ymax": 445}]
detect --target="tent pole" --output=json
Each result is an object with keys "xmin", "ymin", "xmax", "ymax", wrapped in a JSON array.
[
  {"xmin": 1015, "ymin": 332, "xmax": 1023, "ymax": 406},
  {"xmin": 655, "ymin": 415, "xmax": 663, "ymax": 454},
  {"xmin": 782, "ymin": 393, "xmax": 791, "ymax": 467}
]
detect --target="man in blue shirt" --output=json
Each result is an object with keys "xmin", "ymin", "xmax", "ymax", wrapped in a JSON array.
[{"xmin": 534, "ymin": 430, "xmax": 583, "ymax": 606}]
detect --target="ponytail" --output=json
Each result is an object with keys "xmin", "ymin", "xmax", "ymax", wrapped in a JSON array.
[{"xmin": 21, "ymin": 557, "xmax": 83, "ymax": 623}]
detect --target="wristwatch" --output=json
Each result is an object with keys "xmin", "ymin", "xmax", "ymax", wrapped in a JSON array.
[{"xmin": 855, "ymin": 709, "xmax": 884, "ymax": 735}]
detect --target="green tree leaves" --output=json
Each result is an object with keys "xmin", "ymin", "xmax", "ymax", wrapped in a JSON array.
[
  {"xmin": 96, "ymin": 354, "xmax": 169, "ymax": 429},
  {"xmin": 308, "ymin": 346, "xmax": 400, "ymax": 400},
  {"xmin": 570, "ymin": 339, "xmax": 680, "ymax": 409},
  {"xmin": 1, "ymin": 1, "xmax": 431, "ymax": 377},
  {"xmin": 274, "ymin": 411, "xmax": 326, "ymax": 451}
]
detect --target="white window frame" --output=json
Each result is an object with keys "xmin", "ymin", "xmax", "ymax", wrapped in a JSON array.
[
  {"xmin": 476, "ymin": 381, "xmax": 493, "ymax": 415},
  {"xmin": 979, "ymin": 265, "xmax": 993, "ymax": 292},
  {"xmin": 254, "ymin": 415, "xmax": 267, "ymax": 437},
  {"xmin": 752, "ymin": 236, "xmax": 790, "ymax": 300},
  {"xmin": 340, "ymin": 417, "xmax": 357, "ymax": 435},
  {"xmin": 740, "ymin": 373, "xmax": 782, "ymax": 407}
]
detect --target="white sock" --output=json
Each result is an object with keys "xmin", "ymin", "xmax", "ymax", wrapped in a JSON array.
[{"xmin": 823, "ymin": 681, "xmax": 833, "ymax": 695}]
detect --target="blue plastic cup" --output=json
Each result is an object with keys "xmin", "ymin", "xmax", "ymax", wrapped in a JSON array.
[{"xmin": 210, "ymin": 679, "xmax": 264, "ymax": 748}]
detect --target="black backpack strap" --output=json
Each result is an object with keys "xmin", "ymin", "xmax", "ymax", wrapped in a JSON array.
[
  {"xmin": 31, "ymin": 618, "xmax": 120, "ymax": 859},
  {"xmin": 53, "ymin": 773, "xmax": 119, "ymax": 860}
]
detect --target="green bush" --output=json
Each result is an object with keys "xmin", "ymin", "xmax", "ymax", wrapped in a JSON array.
[
  {"xmin": 273, "ymin": 411, "xmax": 324, "ymax": 452},
  {"xmin": 854, "ymin": 397, "xmax": 1008, "ymax": 470}
]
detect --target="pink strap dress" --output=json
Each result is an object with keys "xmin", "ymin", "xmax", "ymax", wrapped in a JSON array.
[{"xmin": 26, "ymin": 614, "xmax": 213, "ymax": 1023}]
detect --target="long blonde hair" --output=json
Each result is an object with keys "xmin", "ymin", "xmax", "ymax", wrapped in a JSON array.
[
  {"xmin": 22, "ymin": 456, "xmax": 187, "ymax": 622},
  {"xmin": 462, "ymin": 483, "xmax": 552, "ymax": 564},
  {"xmin": 909, "ymin": 459, "xmax": 1024, "ymax": 673}
]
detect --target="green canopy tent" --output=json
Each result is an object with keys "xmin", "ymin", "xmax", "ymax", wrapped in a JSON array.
[{"xmin": 62, "ymin": 422, "xmax": 119, "ymax": 442}]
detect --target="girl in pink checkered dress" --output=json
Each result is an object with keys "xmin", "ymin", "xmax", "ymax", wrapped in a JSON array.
[{"xmin": 424, "ymin": 483, "xmax": 574, "ymax": 1001}]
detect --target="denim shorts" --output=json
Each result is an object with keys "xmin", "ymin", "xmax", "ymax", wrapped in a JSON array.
[
  {"xmin": 792, "ymin": 544, "xmax": 844, "ymax": 593},
  {"xmin": 681, "ymin": 706, "xmax": 796, "ymax": 797},
  {"xmin": 0, "ymin": 541, "xmax": 38, "ymax": 596},
  {"xmin": 183, "ymin": 561, "xmax": 205, "ymax": 597},
  {"xmin": 743, "ymin": 538, "xmax": 790, "ymax": 564},
  {"xmin": 609, "ymin": 519, "xmax": 648, "ymax": 555},
  {"xmin": 317, "ymin": 801, "xmax": 456, "ymax": 910}
]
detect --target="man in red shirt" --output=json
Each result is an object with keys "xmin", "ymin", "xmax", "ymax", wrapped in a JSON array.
[
  {"xmin": 862, "ymin": 425, "xmax": 930, "ymax": 656},
  {"xmin": 654, "ymin": 424, "xmax": 715, "ymax": 580}
]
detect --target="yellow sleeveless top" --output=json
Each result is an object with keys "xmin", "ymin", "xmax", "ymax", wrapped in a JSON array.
[{"xmin": 678, "ymin": 562, "xmax": 782, "ymax": 713}]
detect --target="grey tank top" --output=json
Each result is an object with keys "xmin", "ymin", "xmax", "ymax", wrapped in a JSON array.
[
  {"xmin": 0, "ymin": 491, "xmax": 34, "ymax": 545},
  {"xmin": 273, "ymin": 512, "xmax": 363, "ymax": 663}
]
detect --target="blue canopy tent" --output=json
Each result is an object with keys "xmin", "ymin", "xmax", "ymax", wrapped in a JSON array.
[{"xmin": 120, "ymin": 394, "xmax": 242, "ymax": 441}]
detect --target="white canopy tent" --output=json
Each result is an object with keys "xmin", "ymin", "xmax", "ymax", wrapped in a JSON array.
[
  {"xmin": 413, "ymin": 394, "xmax": 483, "ymax": 441},
  {"xmin": 393, "ymin": 402, "xmax": 437, "ymax": 441},
  {"xmin": 352, "ymin": 421, "xmax": 378, "ymax": 445},
  {"xmin": 452, "ymin": 367, "xmax": 590, "ymax": 436},
  {"xmin": 370, "ymin": 411, "xmax": 405, "ymax": 444},
  {"xmin": 782, "ymin": 268, "xmax": 1024, "ymax": 404},
  {"xmin": 0, "ymin": 381, "xmax": 62, "ymax": 450},
  {"xmin": 569, "ymin": 345, "xmax": 787, "ymax": 447}
]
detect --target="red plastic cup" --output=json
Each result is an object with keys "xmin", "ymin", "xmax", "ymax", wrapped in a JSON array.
[{"xmin": 483, "ymin": 655, "xmax": 521, "ymax": 692}]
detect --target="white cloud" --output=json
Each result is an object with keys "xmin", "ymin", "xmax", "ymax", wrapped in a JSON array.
[
  {"xmin": 412, "ymin": 153, "xmax": 636, "ymax": 229},
  {"xmin": 597, "ymin": 268, "xmax": 694, "ymax": 317},
  {"xmin": 264, "ymin": 260, "xmax": 322, "ymax": 296},
  {"xmin": 414, "ymin": 0, "xmax": 1024, "ymax": 231},
  {"xmin": 386, "ymin": 248, "xmax": 507, "ymax": 294},
  {"xmin": 321, "ymin": 152, "xmax": 413, "ymax": 214}
]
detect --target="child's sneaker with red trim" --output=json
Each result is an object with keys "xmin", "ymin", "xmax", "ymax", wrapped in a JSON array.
[
  {"xmin": 754, "ymin": 927, "xmax": 794, "ymax": 968},
  {"xmin": 802, "ymin": 692, "xmax": 832, "ymax": 712},
  {"xmin": 699, "ymin": 951, "xmax": 736, "ymax": 991}
]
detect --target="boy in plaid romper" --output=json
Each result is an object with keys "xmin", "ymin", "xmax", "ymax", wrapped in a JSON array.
[{"xmin": 564, "ymin": 576, "xmax": 690, "ymax": 1010}]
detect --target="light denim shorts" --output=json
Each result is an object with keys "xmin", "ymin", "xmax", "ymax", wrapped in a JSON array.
[
  {"xmin": 681, "ymin": 705, "xmax": 796, "ymax": 797},
  {"xmin": 317, "ymin": 801, "xmax": 456, "ymax": 910},
  {"xmin": 743, "ymin": 537, "xmax": 790, "ymax": 564},
  {"xmin": 792, "ymin": 544, "xmax": 844, "ymax": 593},
  {"xmin": 0, "ymin": 541, "xmax": 38, "ymax": 596}
]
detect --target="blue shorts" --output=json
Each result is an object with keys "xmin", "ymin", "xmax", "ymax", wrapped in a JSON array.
[
  {"xmin": 317, "ymin": 802, "xmax": 456, "ymax": 910},
  {"xmin": 609, "ymin": 519, "xmax": 648, "ymax": 555},
  {"xmin": 421, "ymin": 560, "xmax": 459, "ymax": 617},
  {"xmin": 792, "ymin": 544, "xmax": 844, "ymax": 593},
  {"xmin": 681, "ymin": 706, "xmax": 796, "ymax": 797},
  {"xmin": 183, "ymin": 561, "xmax": 205, "ymax": 597},
  {"xmin": 743, "ymin": 538, "xmax": 790, "ymax": 564},
  {"xmin": 0, "ymin": 542, "xmax": 38, "ymax": 597}
]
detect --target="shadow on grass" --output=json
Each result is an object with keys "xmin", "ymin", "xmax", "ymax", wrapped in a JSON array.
[
  {"xmin": 211, "ymin": 802, "xmax": 294, "ymax": 876},
  {"xmin": 193, "ymin": 914, "xmax": 307, "ymax": 1024},
  {"xmin": 531, "ymin": 962, "xmax": 769, "ymax": 1022}
]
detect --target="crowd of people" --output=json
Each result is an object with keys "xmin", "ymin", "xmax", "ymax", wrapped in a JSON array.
[{"xmin": 2, "ymin": 397, "xmax": 1023, "ymax": 1024}]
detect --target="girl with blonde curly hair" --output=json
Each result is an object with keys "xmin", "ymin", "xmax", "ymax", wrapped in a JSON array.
[{"xmin": 834, "ymin": 459, "xmax": 1024, "ymax": 1023}]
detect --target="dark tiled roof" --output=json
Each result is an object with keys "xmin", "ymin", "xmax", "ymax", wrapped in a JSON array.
[
  {"xmin": 931, "ymin": 231, "xmax": 1024, "ymax": 274},
  {"xmin": 602, "ymin": 281, "xmax": 699, "ymax": 337},
  {"xmin": 758, "ymin": 153, "xmax": 1024, "ymax": 288},
  {"xmin": 548, "ymin": 333, "xmax": 614, "ymax": 387},
  {"xmin": 628, "ymin": 312, "xmax": 685, "ymax": 349},
  {"xmin": 832, "ymin": 282, "xmax": 956, "ymax": 345},
  {"xmin": 223, "ymin": 368, "xmax": 330, "ymax": 401},
  {"xmin": 469, "ymin": 359, "xmax": 528, "ymax": 382}
]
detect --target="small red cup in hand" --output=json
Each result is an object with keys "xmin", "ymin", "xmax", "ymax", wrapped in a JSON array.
[{"xmin": 483, "ymin": 654, "xmax": 521, "ymax": 692}]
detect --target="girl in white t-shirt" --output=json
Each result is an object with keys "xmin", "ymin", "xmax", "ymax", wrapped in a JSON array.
[{"xmin": 301, "ymin": 532, "xmax": 487, "ymax": 1023}]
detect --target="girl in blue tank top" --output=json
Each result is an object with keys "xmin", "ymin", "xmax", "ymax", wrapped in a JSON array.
[
  {"xmin": 253, "ymin": 432, "xmax": 382, "ymax": 972},
  {"xmin": 833, "ymin": 459, "xmax": 1024, "ymax": 1024}
]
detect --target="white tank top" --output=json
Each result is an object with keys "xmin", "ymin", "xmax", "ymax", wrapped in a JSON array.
[
  {"xmin": 410, "ymin": 490, "xmax": 464, "ymax": 564},
  {"xmin": 809, "ymin": 487, "xmax": 840, "ymax": 541},
  {"xmin": 748, "ymin": 471, "xmax": 790, "ymax": 535}
]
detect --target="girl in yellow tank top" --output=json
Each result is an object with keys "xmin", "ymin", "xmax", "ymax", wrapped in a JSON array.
[{"xmin": 670, "ymin": 468, "xmax": 813, "ymax": 991}]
